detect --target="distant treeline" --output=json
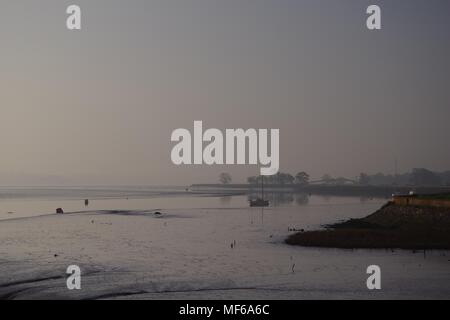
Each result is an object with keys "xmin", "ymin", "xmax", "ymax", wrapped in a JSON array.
[
  {"xmin": 358, "ymin": 168, "xmax": 450, "ymax": 187},
  {"xmin": 244, "ymin": 168, "xmax": 450, "ymax": 187}
]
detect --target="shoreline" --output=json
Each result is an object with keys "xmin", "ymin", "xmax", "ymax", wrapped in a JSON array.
[
  {"xmin": 191, "ymin": 184, "xmax": 450, "ymax": 198},
  {"xmin": 286, "ymin": 202, "xmax": 450, "ymax": 250}
]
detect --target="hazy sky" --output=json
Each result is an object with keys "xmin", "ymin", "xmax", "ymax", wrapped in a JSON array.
[{"xmin": 1, "ymin": 0, "xmax": 449, "ymax": 185}]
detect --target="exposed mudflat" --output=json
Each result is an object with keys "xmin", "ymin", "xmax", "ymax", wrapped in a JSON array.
[{"xmin": 0, "ymin": 190, "xmax": 449, "ymax": 299}]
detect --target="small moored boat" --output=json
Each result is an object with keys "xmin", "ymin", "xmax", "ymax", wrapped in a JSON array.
[
  {"xmin": 250, "ymin": 175, "xmax": 270, "ymax": 207},
  {"xmin": 250, "ymin": 198, "xmax": 269, "ymax": 207}
]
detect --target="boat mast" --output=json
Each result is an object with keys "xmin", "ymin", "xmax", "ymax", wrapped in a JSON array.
[{"xmin": 261, "ymin": 175, "xmax": 264, "ymax": 200}]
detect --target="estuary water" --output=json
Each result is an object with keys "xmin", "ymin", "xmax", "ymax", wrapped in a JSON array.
[{"xmin": 0, "ymin": 186, "xmax": 449, "ymax": 299}]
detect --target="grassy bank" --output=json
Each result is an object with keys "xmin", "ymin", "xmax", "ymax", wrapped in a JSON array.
[{"xmin": 286, "ymin": 202, "xmax": 450, "ymax": 249}]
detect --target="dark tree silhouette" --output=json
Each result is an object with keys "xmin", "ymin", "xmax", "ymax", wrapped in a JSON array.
[
  {"xmin": 410, "ymin": 168, "xmax": 441, "ymax": 186},
  {"xmin": 295, "ymin": 172, "xmax": 310, "ymax": 185},
  {"xmin": 359, "ymin": 173, "xmax": 370, "ymax": 185},
  {"xmin": 219, "ymin": 172, "xmax": 232, "ymax": 184}
]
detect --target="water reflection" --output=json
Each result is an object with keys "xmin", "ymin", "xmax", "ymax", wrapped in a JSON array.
[
  {"xmin": 248, "ymin": 207, "xmax": 266, "ymax": 226},
  {"xmin": 219, "ymin": 196, "xmax": 232, "ymax": 205},
  {"xmin": 247, "ymin": 192, "xmax": 310, "ymax": 207},
  {"xmin": 246, "ymin": 192, "xmax": 389, "ymax": 207},
  {"xmin": 295, "ymin": 193, "xmax": 309, "ymax": 206}
]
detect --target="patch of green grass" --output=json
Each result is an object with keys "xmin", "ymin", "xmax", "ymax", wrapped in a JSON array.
[{"xmin": 416, "ymin": 193, "xmax": 450, "ymax": 200}]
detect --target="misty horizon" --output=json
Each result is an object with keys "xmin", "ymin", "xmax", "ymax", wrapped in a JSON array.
[
  {"xmin": 1, "ymin": 0, "xmax": 449, "ymax": 186},
  {"xmin": 0, "ymin": 167, "xmax": 449, "ymax": 186}
]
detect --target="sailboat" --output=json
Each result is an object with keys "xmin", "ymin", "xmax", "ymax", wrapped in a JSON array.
[{"xmin": 249, "ymin": 176, "xmax": 269, "ymax": 207}]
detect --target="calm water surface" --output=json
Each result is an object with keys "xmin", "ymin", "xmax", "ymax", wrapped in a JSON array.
[{"xmin": 0, "ymin": 187, "xmax": 448, "ymax": 299}]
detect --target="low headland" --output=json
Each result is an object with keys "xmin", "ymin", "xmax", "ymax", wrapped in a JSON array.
[{"xmin": 286, "ymin": 194, "xmax": 450, "ymax": 250}]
